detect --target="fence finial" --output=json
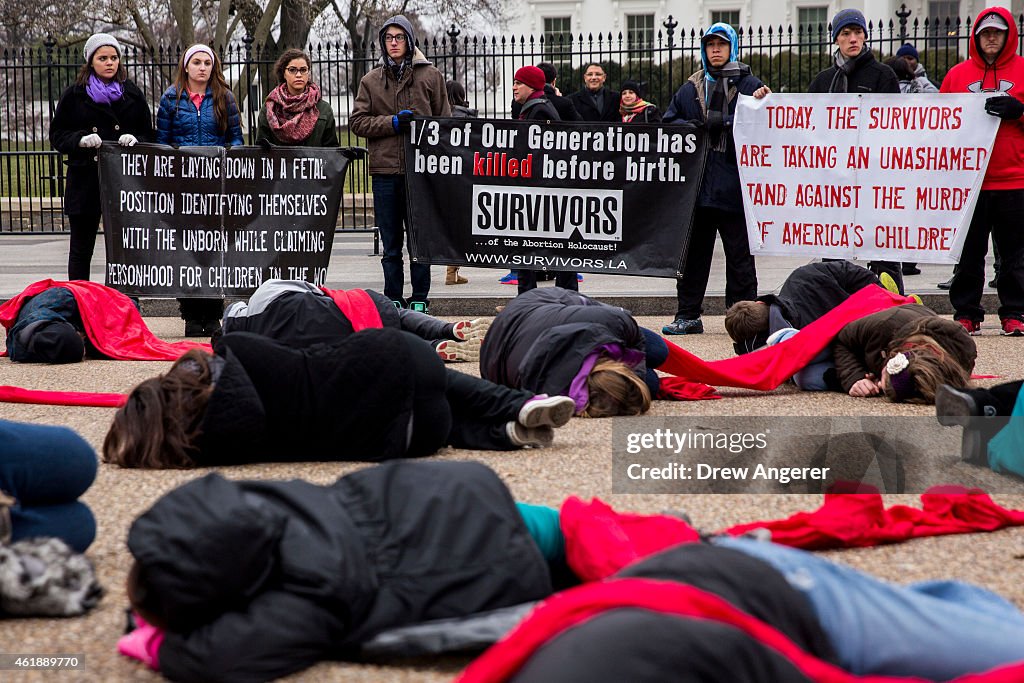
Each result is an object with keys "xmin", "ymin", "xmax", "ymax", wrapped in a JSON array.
[
  {"xmin": 896, "ymin": 3, "xmax": 911, "ymax": 39},
  {"xmin": 663, "ymin": 15, "xmax": 678, "ymax": 48}
]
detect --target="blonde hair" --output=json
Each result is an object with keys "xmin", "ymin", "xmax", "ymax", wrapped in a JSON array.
[
  {"xmin": 103, "ymin": 349, "xmax": 215, "ymax": 468},
  {"xmin": 724, "ymin": 300, "xmax": 769, "ymax": 343},
  {"xmin": 581, "ymin": 359, "xmax": 652, "ymax": 417}
]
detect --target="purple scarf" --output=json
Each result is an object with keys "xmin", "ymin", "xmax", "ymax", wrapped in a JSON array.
[{"xmin": 86, "ymin": 74, "xmax": 123, "ymax": 105}]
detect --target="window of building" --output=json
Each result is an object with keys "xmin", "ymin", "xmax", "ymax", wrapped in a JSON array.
[
  {"xmin": 626, "ymin": 13, "xmax": 655, "ymax": 55},
  {"xmin": 798, "ymin": 6, "xmax": 830, "ymax": 53},
  {"xmin": 927, "ymin": 1, "xmax": 960, "ymax": 39},
  {"xmin": 543, "ymin": 16, "xmax": 573, "ymax": 62},
  {"xmin": 710, "ymin": 10, "xmax": 741, "ymax": 31}
]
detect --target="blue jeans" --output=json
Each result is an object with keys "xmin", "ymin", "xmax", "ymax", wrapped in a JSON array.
[
  {"xmin": 373, "ymin": 174, "xmax": 431, "ymax": 303},
  {"xmin": 639, "ymin": 327, "xmax": 668, "ymax": 396},
  {"xmin": 714, "ymin": 536, "xmax": 1024, "ymax": 679},
  {"xmin": 0, "ymin": 420, "xmax": 97, "ymax": 552}
]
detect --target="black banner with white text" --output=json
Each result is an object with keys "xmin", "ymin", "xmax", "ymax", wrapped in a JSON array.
[
  {"xmin": 98, "ymin": 143, "xmax": 349, "ymax": 297},
  {"xmin": 405, "ymin": 119, "xmax": 706, "ymax": 276}
]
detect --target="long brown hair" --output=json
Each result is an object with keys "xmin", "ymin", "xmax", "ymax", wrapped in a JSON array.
[
  {"xmin": 173, "ymin": 46, "xmax": 233, "ymax": 132},
  {"xmin": 103, "ymin": 349, "xmax": 215, "ymax": 468},
  {"xmin": 581, "ymin": 359, "xmax": 652, "ymax": 417},
  {"xmin": 882, "ymin": 335, "xmax": 972, "ymax": 404}
]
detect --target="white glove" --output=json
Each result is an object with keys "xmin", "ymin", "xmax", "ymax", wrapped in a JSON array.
[
  {"xmin": 78, "ymin": 133, "xmax": 102, "ymax": 148},
  {"xmin": 118, "ymin": 133, "xmax": 138, "ymax": 147}
]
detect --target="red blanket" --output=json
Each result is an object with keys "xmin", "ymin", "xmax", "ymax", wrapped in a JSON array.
[
  {"xmin": 0, "ymin": 280, "xmax": 209, "ymax": 361},
  {"xmin": 562, "ymin": 490, "xmax": 1024, "ymax": 582},
  {"xmin": 319, "ymin": 286, "xmax": 383, "ymax": 331},
  {"xmin": 0, "ymin": 385, "xmax": 126, "ymax": 408},
  {"xmin": 657, "ymin": 286, "xmax": 915, "ymax": 396},
  {"xmin": 457, "ymin": 578, "xmax": 1024, "ymax": 683}
]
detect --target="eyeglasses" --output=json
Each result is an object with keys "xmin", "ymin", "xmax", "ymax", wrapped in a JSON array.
[
  {"xmin": 383, "ymin": 34, "xmax": 407, "ymax": 43},
  {"xmin": 285, "ymin": 67, "xmax": 310, "ymax": 75}
]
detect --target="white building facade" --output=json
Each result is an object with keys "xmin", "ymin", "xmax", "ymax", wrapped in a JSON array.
[{"xmin": 507, "ymin": 1, "xmax": 1021, "ymax": 43}]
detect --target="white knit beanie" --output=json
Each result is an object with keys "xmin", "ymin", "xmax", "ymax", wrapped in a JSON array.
[
  {"xmin": 83, "ymin": 33, "xmax": 121, "ymax": 63},
  {"xmin": 183, "ymin": 44, "xmax": 215, "ymax": 68}
]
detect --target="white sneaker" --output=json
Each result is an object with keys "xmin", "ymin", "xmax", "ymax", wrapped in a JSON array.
[
  {"xmin": 452, "ymin": 318, "xmax": 491, "ymax": 341},
  {"xmin": 518, "ymin": 395, "xmax": 576, "ymax": 428},
  {"xmin": 435, "ymin": 338, "xmax": 482, "ymax": 363},
  {"xmin": 506, "ymin": 421, "xmax": 554, "ymax": 448}
]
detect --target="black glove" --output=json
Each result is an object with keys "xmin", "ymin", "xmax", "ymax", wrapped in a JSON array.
[
  {"xmin": 257, "ymin": 137, "xmax": 273, "ymax": 151},
  {"xmin": 705, "ymin": 110, "xmax": 725, "ymax": 133},
  {"xmin": 985, "ymin": 95, "xmax": 1024, "ymax": 120}
]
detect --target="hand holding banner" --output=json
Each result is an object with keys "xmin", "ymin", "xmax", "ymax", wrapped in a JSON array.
[{"xmin": 734, "ymin": 93, "xmax": 999, "ymax": 264}]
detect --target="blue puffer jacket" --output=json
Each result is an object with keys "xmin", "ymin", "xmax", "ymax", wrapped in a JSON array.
[
  {"xmin": 156, "ymin": 85, "xmax": 243, "ymax": 147},
  {"xmin": 664, "ymin": 23, "xmax": 763, "ymax": 212}
]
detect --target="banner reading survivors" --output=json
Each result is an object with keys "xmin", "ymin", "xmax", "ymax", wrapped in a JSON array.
[
  {"xmin": 405, "ymin": 119, "xmax": 706, "ymax": 276},
  {"xmin": 734, "ymin": 93, "xmax": 999, "ymax": 264},
  {"xmin": 98, "ymin": 143, "xmax": 350, "ymax": 296}
]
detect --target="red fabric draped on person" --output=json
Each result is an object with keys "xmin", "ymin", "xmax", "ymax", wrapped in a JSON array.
[
  {"xmin": 0, "ymin": 279, "xmax": 209, "ymax": 360},
  {"xmin": 457, "ymin": 577, "xmax": 1024, "ymax": 683},
  {"xmin": 318, "ymin": 286, "xmax": 383, "ymax": 331},
  {"xmin": 658, "ymin": 286, "xmax": 916, "ymax": 394}
]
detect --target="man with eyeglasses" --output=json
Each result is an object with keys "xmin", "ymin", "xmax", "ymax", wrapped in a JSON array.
[{"xmin": 351, "ymin": 15, "xmax": 450, "ymax": 313}]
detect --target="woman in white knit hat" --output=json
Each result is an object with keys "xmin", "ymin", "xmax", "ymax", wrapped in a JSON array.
[
  {"xmin": 49, "ymin": 33, "xmax": 153, "ymax": 281},
  {"xmin": 155, "ymin": 44, "xmax": 244, "ymax": 337}
]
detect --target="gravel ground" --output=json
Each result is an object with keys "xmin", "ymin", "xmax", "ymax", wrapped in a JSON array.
[{"xmin": 2, "ymin": 314, "xmax": 1023, "ymax": 682}]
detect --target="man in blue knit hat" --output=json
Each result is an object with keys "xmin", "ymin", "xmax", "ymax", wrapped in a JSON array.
[
  {"xmin": 896, "ymin": 42, "xmax": 938, "ymax": 92},
  {"xmin": 808, "ymin": 8, "xmax": 904, "ymax": 297}
]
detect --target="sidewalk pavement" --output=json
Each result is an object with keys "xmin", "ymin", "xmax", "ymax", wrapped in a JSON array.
[{"xmin": 0, "ymin": 232, "xmax": 998, "ymax": 316}]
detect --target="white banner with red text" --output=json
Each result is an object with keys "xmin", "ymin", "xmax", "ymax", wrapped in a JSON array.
[{"xmin": 734, "ymin": 93, "xmax": 999, "ymax": 264}]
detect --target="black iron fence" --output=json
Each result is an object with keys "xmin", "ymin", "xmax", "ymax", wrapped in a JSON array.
[{"xmin": 2, "ymin": 9, "xmax": 1021, "ymax": 232}]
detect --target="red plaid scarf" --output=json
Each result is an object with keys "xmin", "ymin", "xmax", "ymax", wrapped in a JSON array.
[{"xmin": 264, "ymin": 82, "xmax": 322, "ymax": 144}]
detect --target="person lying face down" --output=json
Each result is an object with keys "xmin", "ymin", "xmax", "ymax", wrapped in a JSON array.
[
  {"xmin": 4, "ymin": 287, "xmax": 91, "ymax": 363},
  {"xmin": 102, "ymin": 329, "xmax": 575, "ymax": 468},
  {"xmin": 724, "ymin": 261, "xmax": 885, "ymax": 355},
  {"xmin": 464, "ymin": 537, "xmax": 1024, "ymax": 683},
  {"xmin": 221, "ymin": 279, "xmax": 489, "ymax": 363},
  {"xmin": 480, "ymin": 288, "xmax": 667, "ymax": 417},
  {"xmin": 832, "ymin": 304, "xmax": 976, "ymax": 403},
  {"xmin": 121, "ymin": 460, "xmax": 556, "ymax": 681}
]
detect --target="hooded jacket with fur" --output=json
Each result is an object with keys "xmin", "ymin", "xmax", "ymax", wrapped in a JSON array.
[
  {"xmin": 663, "ymin": 23, "xmax": 765, "ymax": 211},
  {"xmin": 941, "ymin": 6, "xmax": 1024, "ymax": 190},
  {"xmin": 349, "ymin": 15, "xmax": 451, "ymax": 174}
]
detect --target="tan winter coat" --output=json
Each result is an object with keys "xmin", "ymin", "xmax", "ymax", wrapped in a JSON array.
[{"xmin": 349, "ymin": 48, "xmax": 450, "ymax": 175}]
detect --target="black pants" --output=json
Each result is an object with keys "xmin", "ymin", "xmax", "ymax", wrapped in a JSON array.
[
  {"xmin": 950, "ymin": 189, "xmax": 1024, "ymax": 322},
  {"xmin": 178, "ymin": 298, "xmax": 224, "ymax": 322},
  {"xmin": 675, "ymin": 207, "xmax": 757, "ymax": 319},
  {"xmin": 396, "ymin": 307, "xmax": 454, "ymax": 342},
  {"xmin": 967, "ymin": 380, "xmax": 1023, "ymax": 416},
  {"xmin": 67, "ymin": 213, "xmax": 101, "ymax": 281},
  {"xmin": 518, "ymin": 270, "xmax": 578, "ymax": 295},
  {"xmin": 404, "ymin": 336, "xmax": 534, "ymax": 455}
]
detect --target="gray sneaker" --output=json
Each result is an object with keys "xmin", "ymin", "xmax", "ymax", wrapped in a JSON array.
[
  {"xmin": 435, "ymin": 338, "xmax": 481, "ymax": 363},
  {"xmin": 662, "ymin": 317, "xmax": 704, "ymax": 335},
  {"xmin": 506, "ymin": 422, "xmax": 554, "ymax": 448},
  {"xmin": 518, "ymin": 395, "xmax": 576, "ymax": 428}
]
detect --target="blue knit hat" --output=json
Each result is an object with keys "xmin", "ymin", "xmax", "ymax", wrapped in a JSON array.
[
  {"xmin": 896, "ymin": 43, "xmax": 919, "ymax": 60},
  {"xmin": 831, "ymin": 9, "xmax": 868, "ymax": 42}
]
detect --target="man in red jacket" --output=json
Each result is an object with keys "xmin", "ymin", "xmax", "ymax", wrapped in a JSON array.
[{"xmin": 940, "ymin": 6, "xmax": 1024, "ymax": 337}]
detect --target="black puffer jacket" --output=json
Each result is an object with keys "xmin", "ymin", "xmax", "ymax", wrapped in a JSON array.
[
  {"xmin": 128, "ymin": 460, "xmax": 553, "ymax": 682},
  {"xmin": 808, "ymin": 48, "xmax": 899, "ymax": 94},
  {"xmin": 480, "ymin": 288, "xmax": 645, "ymax": 396},
  {"xmin": 761, "ymin": 261, "xmax": 880, "ymax": 331},
  {"xmin": 199, "ymin": 329, "xmax": 424, "ymax": 463},
  {"xmin": 49, "ymin": 81, "xmax": 154, "ymax": 215}
]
